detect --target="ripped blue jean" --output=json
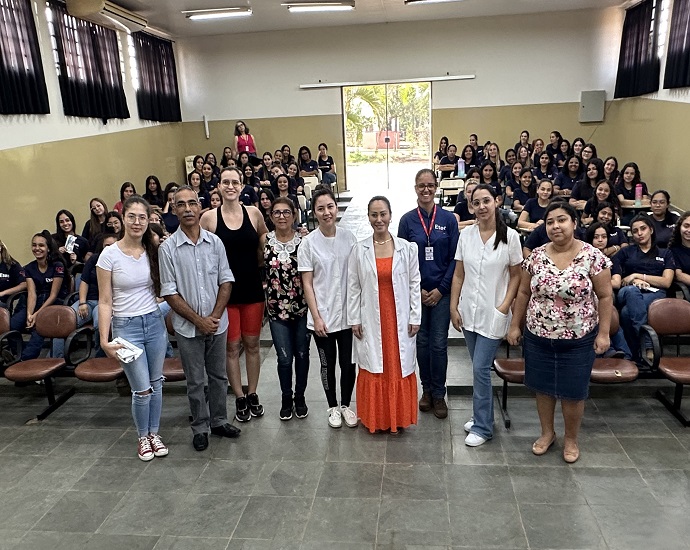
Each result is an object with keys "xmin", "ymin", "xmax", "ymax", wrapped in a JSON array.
[
  {"xmin": 112, "ymin": 309, "xmax": 167, "ymax": 437},
  {"xmin": 269, "ymin": 315, "xmax": 311, "ymax": 398}
]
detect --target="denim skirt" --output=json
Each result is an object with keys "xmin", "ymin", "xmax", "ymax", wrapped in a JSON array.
[{"xmin": 523, "ymin": 328, "xmax": 596, "ymax": 401}]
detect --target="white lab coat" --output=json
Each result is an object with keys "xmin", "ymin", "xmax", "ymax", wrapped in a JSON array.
[{"xmin": 347, "ymin": 236, "xmax": 422, "ymax": 377}]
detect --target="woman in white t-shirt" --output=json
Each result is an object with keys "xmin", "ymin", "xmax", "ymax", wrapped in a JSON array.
[
  {"xmin": 450, "ymin": 184, "xmax": 523, "ymax": 447},
  {"xmin": 97, "ymin": 196, "xmax": 169, "ymax": 462},
  {"xmin": 298, "ymin": 189, "xmax": 357, "ymax": 429}
]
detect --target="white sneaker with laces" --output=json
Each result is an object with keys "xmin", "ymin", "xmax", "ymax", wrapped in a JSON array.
[
  {"xmin": 340, "ymin": 405, "xmax": 358, "ymax": 428},
  {"xmin": 465, "ymin": 433, "xmax": 488, "ymax": 447},
  {"xmin": 328, "ymin": 406, "xmax": 342, "ymax": 428},
  {"xmin": 464, "ymin": 419, "xmax": 474, "ymax": 433}
]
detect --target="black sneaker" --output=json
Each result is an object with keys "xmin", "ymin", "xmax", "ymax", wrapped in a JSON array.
[
  {"xmin": 235, "ymin": 396, "xmax": 251, "ymax": 423},
  {"xmin": 247, "ymin": 393, "xmax": 264, "ymax": 417},
  {"xmin": 294, "ymin": 395, "xmax": 309, "ymax": 419},
  {"xmin": 279, "ymin": 396, "xmax": 293, "ymax": 421}
]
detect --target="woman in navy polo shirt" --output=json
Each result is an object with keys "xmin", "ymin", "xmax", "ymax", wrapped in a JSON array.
[
  {"xmin": 593, "ymin": 202, "xmax": 628, "ymax": 257},
  {"xmin": 612, "ymin": 215, "xmax": 675, "ymax": 360},
  {"xmin": 603, "ymin": 156, "xmax": 620, "ymax": 186},
  {"xmin": 0, "ymin": 240, "xmax": 27, "ymax": 332},
  {"xmin": 648, "ymin": 190, "xmax": 679, "ymax": 248},
  {"xmin": 298, "ymin": 146, "xmax": 319, "ymax": 178},
  {"xmin": 571, "ymin": 159, "xmax": 605, "ymax": 211},
  {"xmin": 581, "ymin": 181, "xmax": 620, "ymax": 226},
  {"xmin": 518, "ymin": 179, "xmax": 553, "ymax": 231},
  {"xmin": 53, "ymin": 209, "xmax": 90, "ymax": 268},
  {"xmin": 615, "ymin": 162, "xmax": 650, "ymax": 226},
  {"xmin": 514, "ymin": 130, "xmax": 531, "ymax": 156},
  {"xmin": 457, "ymin": 144, "xmax": 477, "ymax": 178},
  {"xmin": 433, "ymin": 137, "xmax": 449, "ymax": 168},
  {"xmin": 516, "ymin": 145, "xmax": 532, "ymax": 169},
  {"xmin": 669, "ymin": 212, "xmax": 690, "ymax": 284},
  {"xmin": 545, "ymin": 131, "xmax": 562, "ymax": 161},
  {"xmin": 438, "ymin": 144, "xmax": 459, "ymax": 180},
  {"xmin": 510, "ymin": 167, "xmax": 535, "ymax": 213},
  {"xmin": 572, "ymin": 138, "xmax": 585, "ymax": 158},
  {"xmin": 317, "ymin": 143, "xmax": 337, "ymax": 187},
  {"xmin": 398, "ymin": 169, "xmax": 458, "ymax": 419},
  {"xmin": 533, "ymin": 151, "xmax": 558, "ymax": 183},
  {"xmin": 479, "ymin": 160, "xmax": 502, "ymax": 202},
  {"xmin": 499, "ymin": 148, "xmax": 516, "ymax": 184},
  {"xmin": 22, "ymin": 231, "xmax": 71, "ymax": 360},
  {"xmin": 558, "ymin": 139, "xmax": 571, "ymax": 168},
  {"xmin": 555, "ymin": 156, "xmax": 583, "ymax": 197}
]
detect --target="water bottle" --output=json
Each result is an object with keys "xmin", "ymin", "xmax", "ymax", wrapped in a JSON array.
[{"xmin": 635, "ymin": 184, "xmax": 642, "ymax": 207}]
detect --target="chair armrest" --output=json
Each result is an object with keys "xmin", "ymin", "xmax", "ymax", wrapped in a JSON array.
[
  {"xmin": 63, "ymin": 292, "xmax": 80, "ymax": 306},
  {"xmin": 0, "ymin": 329, "xmax": 23, "ymax": 368},
  {"xmin": 65, "ymin": 326, "xmax": 94, "ymax": 367},
  {"xmin": 7, "ymin": 291, "xmax": 27, "ymax": 318},
  {"xmin": 669, "ymin": 281, "xmax": 690, "ymax": 302},
  {"xmin": 639, "ymin": 324, "xmax": 661, "ymax": 371}
]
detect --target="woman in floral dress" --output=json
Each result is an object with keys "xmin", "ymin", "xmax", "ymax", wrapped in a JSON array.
[
  {"xmin": 263, "ymin": 197, "xmax": 311, "ymax": 420},
  {"xmin": 508, "ymin": 201, "xmax": 613, "ymax": 464}
]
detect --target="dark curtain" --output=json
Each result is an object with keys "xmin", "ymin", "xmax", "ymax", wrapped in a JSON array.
[
  {"xmin": 48, "ymin": 0, "xmax": 129, "ymax": 122},
  {"xmin": 0, "ymin": 0, "xmax": 50, "ymax": 114},
  {"xmin": 132, "ymin": 32, "xmax": 181, "ymax": 122},
  {"xmin": 614, "ymin": 0, "xmax": 661, "ymax": 98},
  {"xmin": 664, "ymin": 0, "xmax": 690, "ymax": 88}
]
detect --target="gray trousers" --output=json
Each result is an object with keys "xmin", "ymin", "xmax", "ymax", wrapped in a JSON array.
[{"xmin": 176, "ymin": 330, "xmax": 229, "ymax": 435}]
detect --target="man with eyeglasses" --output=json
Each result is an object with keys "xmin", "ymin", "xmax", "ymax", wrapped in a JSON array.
[{"xmin": 159, "ymin": 185, "xmax": 240, "ymax": 451}]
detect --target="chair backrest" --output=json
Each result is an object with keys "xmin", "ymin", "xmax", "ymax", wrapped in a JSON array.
[
  {"xmin": 647, "ymin": 298, "xmax": 690, "ymax": 335},
  {"xmin": 297, "ymin": 195, "xmax": 307, "ymax": 212},
  {"xmin": 303, "ymin": 175, "xmax": 319, "ymax": 188},
  {"xmin": 0, "ymin": 307, "xmax": 9, "ymax": 333},
  {"xmin": 303, "ymin": 184, "xmax": 313, "ymax": 200},
  {"xmin": 36, "ymin": 305, "xmax": 77, "ymax": 339}
]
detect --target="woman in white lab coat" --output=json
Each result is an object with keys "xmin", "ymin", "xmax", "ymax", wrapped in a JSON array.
[{"xmin": 347, "ymin": 196, "xmax": 422, "ymax": 434}]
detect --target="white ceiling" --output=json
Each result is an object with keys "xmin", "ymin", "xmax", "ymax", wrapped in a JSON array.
[{"xmin": 117, "ymin": 0, "xmax": 625, "ymax": 38}]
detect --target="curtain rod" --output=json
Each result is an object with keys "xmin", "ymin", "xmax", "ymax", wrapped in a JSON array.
[{"xmin": 299, "ymin": 74, "xmax": 475, "ymax": 89}]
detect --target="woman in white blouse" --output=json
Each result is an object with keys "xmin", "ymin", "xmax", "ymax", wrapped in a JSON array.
[{"xmin": 450, "ymin": 183, "xmax": 522, "ymax": 447}]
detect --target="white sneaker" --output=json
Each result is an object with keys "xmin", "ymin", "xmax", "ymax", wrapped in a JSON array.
[
  {"xmin": 465, "ymin": 433, "xmax": 488, "ymax": 447},
  {"xmin": 340, "ymin": 405, "xmax": 358, "ymax": 428},
  {"xmin": 328, "ymin": 407, "xmax": 342, "ymax": 428},
  {"xmin": 463, "ymin": 419, "xmax": 474, "ymax": 433}
]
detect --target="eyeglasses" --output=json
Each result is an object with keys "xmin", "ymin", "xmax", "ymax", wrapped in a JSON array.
[
  {"xmin": 272, "ymin": 209, "xmax": 293, "ymax": 218},
  {"xmin": 175, "ymin": 200, "xmax": 200, "ymax": 209},
  {"xmin": 416, "ymin": 184, "xmax": 437, "ymax": 190},
  {"xmin": 125, "ymin": 214, "xmax": 148, "ymax": 225},
  {"xmin": 106, "ymin": 222, "xmax": 119, "ymax": 228},
  {"xmin": 471, "ymin": 198, "xmax": 494, "ymax": 208}
]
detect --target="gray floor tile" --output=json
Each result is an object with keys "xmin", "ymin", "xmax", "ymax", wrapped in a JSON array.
[
  {"xmin": 0, "ymin": 529, "xmax": 26, "ymax": 550},
  {"xmin": 13, "ymin": 531, "xmax": 91, "ymax": 550},
  {"xmin": 233, "ymin": 496, "xmax": 312, "ymax": 540},
  {"xmin": 0, "ymin": 427, "xmax": 74, "ymax": 456},
  {"xmin": 617, "ymin": 436, "xmax": 690, "ymax": 469},
  {"xmin": 0, "ymin": 455, "xmax": 42, "ymax": 490},
  {"xmin": 228, "ymin": 540, "xmax": 301, "ymax": 550},
  {"xmin": 72, "ymin": 457, "xmax": 148, "ymax": 492},
  {"xmin": 0, "ymin": 427, "xmax": 23, "ymax": 453},
  {"xmin": 269, "ymin": 428, "xmax": 330, "ymax": 461},
  {"xmin": 303, "ymin": 497, "xmax": 379, "ymax": 543},
  {"xmin": 448, "ymin": 501, "xmax": 527, "ymax": 548},
  {"xmin": 445, "ymin": 464, "xmax": 514, "ymax": 504},
  {"xmin": 638, "ymin": 468, "xmax": 690, "ymax": 506},
  {"xmin": 155, "ymin": 535, "xmax": 230, "ymax": 549},
  {"xmin": 316, "ymin": 462, "xmax": 383, "ymax": 498},
  {"xmin": 568, "ymin": 435, "xmax": 636, "ymax": 469},
  {"xmin": 33, "ymin": 490, "xmax": 124, "ymax": 533},
  {"xmin": 385, "ymin": 431, "xmax": 447, "ymax": 464},
  {"xmin": 165, "ymin": 494, "xmax": 247, "ymax": 538},
  {"xmin": 326, "ymin": 428, "xmax": 388, "ymax": 463},
  {"xmin": 520, "ymin": 504, "xmax": 606, "ymax": 549},
  {"xmin": 0, "ymin": 490, "xmax": 64, "ymax": 530},
  {"xmin": 500, "ymin": 435, "xmax": 563, "ymax": 467},
  {"xmin": 20, "ymin": 456, "xmax": 96, "ymax": 492},
  {"xmin": 252, "ymin": 460, "xmax": 324, "ymax": 498},
  {"xmin": 377, "ymin": 498, "xmax": 451, "ymax": 546},
  {"xmin": 573, "ymin": 468, "xmax": 656, "ymax": 506},
  {"xmin": 450, "ymin": 436, "xmax": 507, "ymax": 465},
  {"xmin": 97, "ymin": 492, "xmax": 188, "ymax": 536},
  {"xmin": 300, "ymin": 543, "xmax": 373, "ymax": 550},
  {"xmin": 50, "ymin": 428, "xmax": 127, "ymax": 458},
  {"xmin": 382, "ymin": 464, "xmax": 446, "ymax": 500},
  {"xmin": 210, "ymin": 427, "xmax": 278, "ymax": 461},
  {"xmin": 509, "ymin": 465, "xmax": 586, "ymax": 504},
  {"xmin": 191, "ymin": 460, "xmax": 263, "ymax": 496},
  {"xmin": 605, "ymin": 417, "xmax": 675, "ymax": 438},
  {"xmin": 131, "ymin": 458, "xmax": 209, "ymax": 494},
  {"xmin": 88, "ymin": 534, "xmax": 160, "ymax": 550}
]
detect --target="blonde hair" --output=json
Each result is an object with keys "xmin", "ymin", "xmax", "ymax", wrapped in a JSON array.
[{"xmin": 0, "ymin": 240, "xmax": 17, "ymax": 269}]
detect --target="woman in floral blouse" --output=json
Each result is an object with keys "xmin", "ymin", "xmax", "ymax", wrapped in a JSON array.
[
  {"xmin": 263, "ymin": 197, "xmax": 310, "ymax": 421},
  {"xmin": 508, "ymin": 202, "xmax": 613, "ymax": 464}
]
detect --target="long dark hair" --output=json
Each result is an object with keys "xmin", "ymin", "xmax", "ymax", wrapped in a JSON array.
[
  {"xmin": 630, "ymin": 213, "xmax": 658, "ymax": 257},
  {"xmin": 669, "ymin": 211, "xmax": 690, "ymax": 249},
  {"xmin": 583, "ymin": 158, "xmax": 605, "ymax": 186},
  {"xmin": 122, "ymin": 197, "xmax": 161, "ymax": 296},
  {"xmin": 471, "ymin": 183, "xmax": 508, "ymax": 250},
  {"xmin": 119, "ymin": 182, "xmax": 136, "ymax": 202},
  {"xmin": 594, "ymin": 201, "xmax": 617, "ymax": 228},
  {"xmin": 591, "ymin": 180, "xmax": 621, "ymax": 214},
  {"xmin": 88, "ymin": 197, "xmax": 108, "ymax": 240},
  {"xmin": 33, "ymin": 230, "xmax": 62, "ymax": 265},
  {"xmin": 54, "ymin": 209, "xmax": 77, "ymax": 245},
  {"xmin": 585, "ymin": 221, "xmax": 608, "ymax": 247},
  {"xmin": 561, "ymin": 155, "xmax": 583, "ymax": 177}
]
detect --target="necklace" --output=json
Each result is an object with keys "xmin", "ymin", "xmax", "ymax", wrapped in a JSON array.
[{"xmin": 374, "ymin": 237, "xmax": 393, "ymax": 245}]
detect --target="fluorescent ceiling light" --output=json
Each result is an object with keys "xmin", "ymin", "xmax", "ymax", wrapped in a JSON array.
[
  {"xmin": 182, "ymin": 7, "xmax": 252, "ymax": 20},
  {"xmin": 282, "ymin": 1, "xmax": 355, "ymax": 13},
  {"xmin": 404, "ymin": 0, "xmax": 464, "ymax": 4}
]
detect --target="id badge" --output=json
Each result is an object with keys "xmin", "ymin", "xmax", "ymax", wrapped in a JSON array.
[{"xmin": 425, "ymin": 246, "xmax": 434, "ymax": 261}]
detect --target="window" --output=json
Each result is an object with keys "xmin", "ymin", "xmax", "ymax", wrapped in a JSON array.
[
  {"xmin": 46, "ymin": 0, "xmax": 129, "ymax": 122},
  {"xmin": 0, "ymin": 0, "xmax": 50, "ymax": 114},
  {"xmin": 663, "ymin": 0, "xmax": 690, "ymax": 88}
]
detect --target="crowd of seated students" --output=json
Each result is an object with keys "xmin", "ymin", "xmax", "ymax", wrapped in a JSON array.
[{"xmin": 438, "ymin": 128, "xmax": 689, "ymax": 363}]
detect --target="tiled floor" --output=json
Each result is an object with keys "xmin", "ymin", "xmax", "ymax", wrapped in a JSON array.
[{"xmin": 1, "ymin": 344, "xmax": 690, "ymax": 550}]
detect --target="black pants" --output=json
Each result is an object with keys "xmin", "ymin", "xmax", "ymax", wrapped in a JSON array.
[{"xmin": 313, "ymin": 328, "xmax": 356, "ymax": 408}]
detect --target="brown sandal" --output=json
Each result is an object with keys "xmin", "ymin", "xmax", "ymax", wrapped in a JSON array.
[{"xmin": 532, "ymin": 433, "xmax": 557, "ymax": 456}]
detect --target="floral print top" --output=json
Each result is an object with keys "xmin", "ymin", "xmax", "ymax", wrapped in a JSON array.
[
  {"xmin": 524, "ymin": 242, "xmax": 611, "ymax": 339},
  {"xmin": 264, "ymin": 231, "xmax": 307, "ymax": 321}
]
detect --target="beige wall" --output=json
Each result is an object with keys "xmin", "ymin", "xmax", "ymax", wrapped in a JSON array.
[
  {"xmin": 432, "ymin": 98, "xmax": 690, "ymax": 209},
  {"xmin": 1, "ymin": 124, "xmax": 185, "ymax": 264}
]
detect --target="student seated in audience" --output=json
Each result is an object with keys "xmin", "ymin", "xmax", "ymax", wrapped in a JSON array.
[
  {"xmin": 82, "ymin": 198, "xmax": 108, "ymax": 249},
  {"xmin": 615, "ymin": 162, "xmax": 650, "ymax": 225},
  {"xmin": 514, "ymin": 130, "xmax": 531, "ymax": 155},
  {"xmin": 281, "ymin": 144, "xmax": 295, "ymax": 165},
  {"xmin": 317, "ymin": 143, "xmax": 337, "ymax": 187},
  {"xmin": 275, "ymin": 174, "xmax": 299, "ymax": 212},
  {"xmin": 612, "ymin": 215, "xmax": 674, "ymax": 361},
  {"xmin": 161, "ymin": 183, "xmax": 180, "ymax": 234},
  {"xmin": 188, "ymin": 170, "xmax": 211, "ymax": 211},
  {"xmin": 143, "ymin": 175, "xmax": 165, "ymax": 209},
  {"xmin": 237, "ymin": 151, "xmax": 251, "ymax": 171},
  {"xmin": 201, "ymin": 163, "xmax": 219, "ymax": 191},
  {"xmin": 287, "ymin": 162, "xmax": 305, "ymax": 195},
  {"xmin": 510, "ymin": 167, "xmax": 535, "ymax": 213},
  {"xmin": 192, "ymin": 155, "xmax": 204, "ymax": 177},
  {"xmin": 479, "ymin": 160, "xmax": 502, "ymax": 204},
  {"xmin": 469, "ymin": 133, "xmax": 483, "ymax": 161},
  {"xmin": 243, "ymin": 163, "xmax": 261, "ymax": 193},
  {"xmin": 555, "ymin": 155, "xmax": 583, "ymax": 197},
  {"xmin": 581, "ymin": 180, "xmax": 620, "ymax": 226},
  {"xmin": 269, "ymin": 162, "xmax": 286, "ymax": 196},
  {"xmin": 298, "ymin": 146, "xmax": 319, "ymax": 178},
  {"xmin": 516, "ymin": 145, "xmax": 532, "ymax": 169},
  {"xmin": 457, "ymin": 144, "xmax": 477, "ymax": 178},
  {"xmin": 518, "ymin": 179, "xmax": 553, "ymax": 231},
  {"xmin": 504, "ymin": 161, "xmax": 524, "ymax": 199},
  {"xmin": 438, "ymin": 144, "xmax": 459, "ymax": 179},
  {"xmin": 572, "ymin": 137, "xmax": 585, "ymax": 158},
  {"xmin": 239, "ymin": 175, "xmax": 260, "ymax": 208},
  {"xmin": 220, "ymin": 146, "xmax": 235, "ymax": 169},
  {"xmin": 498, "ymin": 148, "xmax": 516, "ymax": 183},
  {"xmin": 453, "ymin": 178, "xmax": 478, "ymax": 230},
  {"xmin": 21, "ymin": 231, "xmax": 71, "ymax": 360},
  {"xmin": 204, "ymin": 152, "xmax": 221, "ymax": 178},
  {"xmin": 669, "ymin": 212, "xmax": 690, "ymax": 285},
  {"xmin": 648, "ymin": 190, "xmax": 679, "ymax": 248},
  {"xmin": 433, "ymin": 136, "xmax": 449, "ymax": 168},
  {"xmin": 521, "ymin": 197, "xmax": 586, "ymax": 258},
  {"xmin": 0, "ymin": 240, "xmax": 27, "ymax": 332},
  {"xmin": 603, "ymin": 156, "xmax": 620, "ymax": 185},
  {"xmin": 209, "ymin": 188, "xmax": 223, "ymax": 209},
  {"xmin": 259, "ymin": 189, "xmax": 276, "ymax": 231},
  {"xmin": 531, "ymin": 138, "xmax": 545, "ymax": 166},
  {"xmin": 235, "ymin": 120, "xmax": 257, "ymax": 157},
  {"xmin": 558, "ymin": 139, "xmax": 571, "ymax": 167},
  {"xmin": 593, "ymin": 202, "xmax": 628, "ymax": 257},
  {"xmin": 485, "ymin": 142, "xmax": 504, "ymax": 172},
  {"xmin": 571, "ymin": 158, "xmax": 605, "ymax": 211},
  {"xmin": 54, "ymin": 209, "xmax": 89, "ymax": 268},
  {"xmin": 257, "ymin": 152, "xmax": 274, "ymax": 187},
  {"xmin": 581, "ymin": 143, "xmax": 597, "ymax": 164},
  {"xmin": 274, "ymin": 149, "xmax": 285, "ymax": 167},
  {"xmin": 545, "ymin": 131, "xmax": 562, "ymax": 161},
  {"xmin": 114, "ymin": 182, "xmax": 135, "ymax": 214},
  {"xmin": 106, "ymin": 211, "xmax": 123, "ymax": 238},
  {"xmin": 147, "ymin": 209, "xmax": 164, "ymax": 231},
  {"xmin": 533, "ymin": 151, "xmax": 558, "ymax": 182}
]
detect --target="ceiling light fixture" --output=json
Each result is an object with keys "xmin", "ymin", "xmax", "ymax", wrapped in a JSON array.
[
  {"xmin": 182, "ymin": 7, "xmax": 253, "ymax": 20},
  {"xmin": 282, "ymin": 1, "xmax": 355, "ymax": 13},
  {"xmin": 404, "ymin": 0, "xmax": 464, "ymax": 4}
]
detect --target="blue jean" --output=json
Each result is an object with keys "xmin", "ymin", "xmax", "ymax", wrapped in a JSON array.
[
  {"xmin": 112, "ymin": 310, "xmax": 167, "ymax": 437},
  {"xmin": 416, "ymin": 294, "xmax": 450, "ymax": 399},
  {"xmin": 617, "ymin": 285, "xmax": 665, "ymax": 359},
  {"xmin": 463, "ymin": 329, "xmax": 502, "ymax": 439},
  {"xmin": 322, "ymin": 172, "xmax": 337, "ymax": 186},
  {"xmin": 269, "ymin": 315, "xmax": 311, "ymax": 398},
  {"xmin": 21, "ymin": 294, "xmax": 51, "ymax": 361},
  {"xmin": 157, "ymin": 301, "xmax": 174, "ymax": 358}
]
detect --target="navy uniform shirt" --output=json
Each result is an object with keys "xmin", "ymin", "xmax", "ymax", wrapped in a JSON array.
[
  {"xmin": 612, "ymin": 245, "xmax": 675, "ymax": 278},
  {"xmin": 650, "ymin": 211, "xmax": 679, "ymax": 249},
  {"xmin": 453, "ymin": 200, "xmax": 474, "ymax": 222},
  {"xmin": 512, "ymin": 187, "xmax": 531, "ymax": 208},
  {"xmin": 300, "ymin": 159, "xmax": 319, "ymax": 173},
  {"xmin": 318, "ymin": 156, "xmax": 334, "ymax": 174},
  {"xmin": 572, "ymin": 180, "xmax": 595, "ymax": 202},
  {"xmin": 555, "ymin": 172, "xmax": 579, "ymax": 191},
  {"xmin": 523, "ymin": 199, "xmax": 547, "ymax": 223},
  {"xmin": 439, "ymin": 155, "xmax": 458, "ymax": 179},
  {"xmin": 239, "ymin": 185, "xmax": 259, "ymax": 207},
  {"xmin": 607, "ymin": 227, "xmax": 629, "ymax": 247},
  {"xmin": 671, "ymin": 245, "xmax": 690, "ymax": 274},
  {"xmin": 0, "ymin": 262, "xmax": 25, "ymax": 294},
  {"xmin": 615, "ymin": 181, "xmax": 649, "ymax": 201},
  {"xmin": 24, "ymin": 260, "xmax": 70, "ymax": 301},
  {"xmin": 398, "ymin": 205, "xmax": 459, "ymax": 295},
  {"xmin": 80, "ymin": 253, "xmax": 101, "ymax": 302}
]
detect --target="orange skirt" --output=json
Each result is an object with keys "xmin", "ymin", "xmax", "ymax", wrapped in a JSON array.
[{"xmin": 357, "ymin": 257, "xmax": 418, "ymax": 433}]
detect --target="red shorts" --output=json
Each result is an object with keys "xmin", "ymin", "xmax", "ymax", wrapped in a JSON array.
[{"xmin": 227, "ymin": 302, "xmax": 264, "ymax": 342}]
